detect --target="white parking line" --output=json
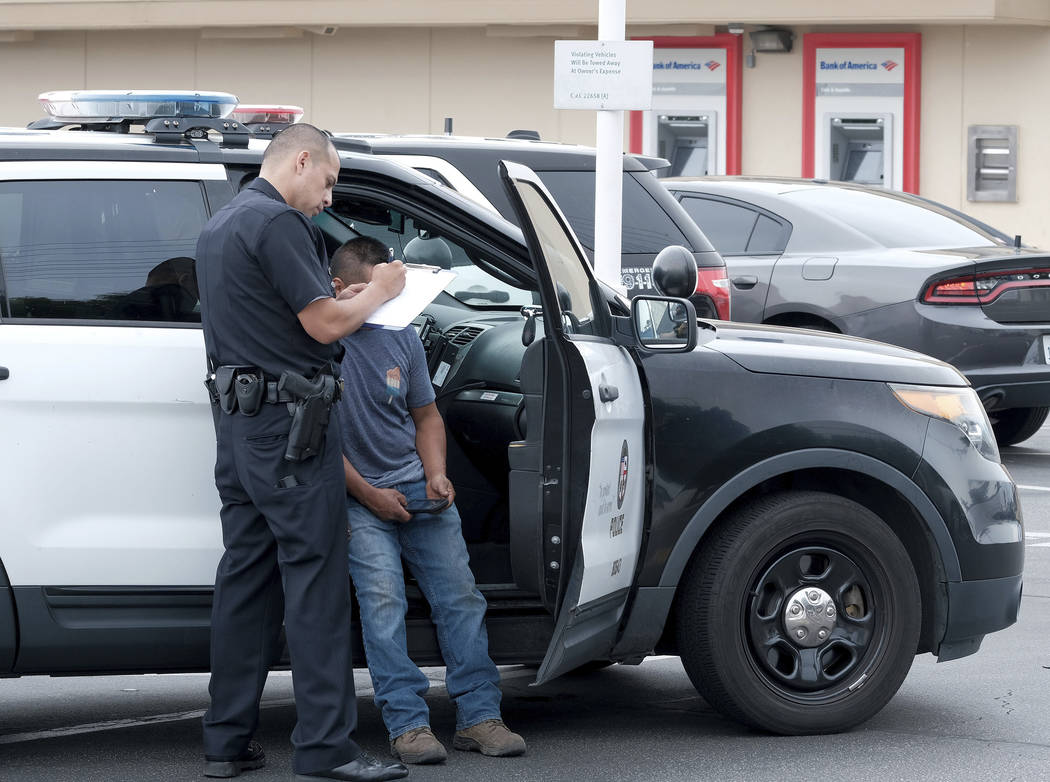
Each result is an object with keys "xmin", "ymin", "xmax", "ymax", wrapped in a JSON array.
[
  {"xmin": 0, "ymin": 706, "xmax": 217, "ymax": 745},
  {"xmin": 1025, "ymin": 532, "xmax": 1050, "ymax": 547},
  {"xmin": 1018, "ymin": 484, "xmax": 1050, "ymax": 493},
  {"xmin": 0, "ymin": 683, "xmax": 377, "ymax": 745}
]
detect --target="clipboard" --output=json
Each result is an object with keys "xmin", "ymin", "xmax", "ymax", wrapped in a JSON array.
[{"xmin": 364, "ymin": 264, "xmax": 457, "ymax": 330}]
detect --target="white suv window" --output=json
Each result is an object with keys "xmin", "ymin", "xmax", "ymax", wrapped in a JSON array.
[{"xmin": 0, "ymin": 180, "xmax": 207, "ymax": 323}]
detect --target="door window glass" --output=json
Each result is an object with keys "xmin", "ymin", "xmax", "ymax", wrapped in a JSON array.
[
  {"xmin": 747, "ymin": 214, "xmax": 790, "ymax": 255},
  {"xmin": 679, "ymin": 197, "xmax": 757, "ymax": 255},
  {"xmin": 0, "ymin": 180, "xmax": 207, "ymax": 322},
  {"xmin": 323, "ymin": 196, "xmax": 534, "ymax": 307},
  {"xmin": 513, "ymin": 181, "xmax": 596, "ymax": 335},
  {"xmin": 535, "ymin": 171, "xmax": 688, "ymax": 253}
]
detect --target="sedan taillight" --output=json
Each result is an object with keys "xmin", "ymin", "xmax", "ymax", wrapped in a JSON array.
[
  {"xmin": 697, "ymin": 267, "xmax": 731, "ymax": 320},
  {"xmin": 922, "ymin": 267, "xmax": 1050, "ymax": 305}
]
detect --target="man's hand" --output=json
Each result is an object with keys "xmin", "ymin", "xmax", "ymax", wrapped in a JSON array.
[
  {"xmin": 425, "ymin": 473, "xmax": 455, "ymax": 509},
  {"xmin": 371, "ymin": 260, "xmax": 406, "ymax": 301},
  {"xmin": 335, "ymin": 282, "xmax": 369, "ymax": 301},
  {"xmin": 363, "ymin": 486, "xmax": 412, "ymax": 523}
]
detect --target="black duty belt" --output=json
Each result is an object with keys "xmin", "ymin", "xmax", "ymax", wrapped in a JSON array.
[
  {"xmin": 206, "ymin": 364, "xmax": 340, "ymax": 419},
  {"xmin": 265, "ymin": 381, "xmax": 295, "ymax": 404},
  {"xmin": 206, "ymin": 366, "xmax": 292, "ymax": 415}
]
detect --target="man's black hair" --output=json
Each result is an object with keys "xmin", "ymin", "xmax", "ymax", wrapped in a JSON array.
[
  {"xmin": 331, "ymin": 236, "xmax": 390, "ymax": 285},
  {"xmin": 262, "ymin": 122, "xmax": 334, "ymax": 164}
]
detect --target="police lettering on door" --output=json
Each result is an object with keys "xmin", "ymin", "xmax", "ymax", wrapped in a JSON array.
[{"xmin": 601, "ymin": 440, "xmax": 629, "ymax": 539}]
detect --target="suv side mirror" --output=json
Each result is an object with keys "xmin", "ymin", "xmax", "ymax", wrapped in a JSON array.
[
  {"xmin": 652, "ymin": 245, "xmax": 698, "ymax": 299},
  {"xmin": 632, "ymin": 296, "xmax": 697, "ymax": 352}
]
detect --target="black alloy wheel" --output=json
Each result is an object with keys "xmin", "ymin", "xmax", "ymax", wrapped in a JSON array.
[{"xmin": 675, "ymin": 490, "xmax": 921, "ymax": 735}]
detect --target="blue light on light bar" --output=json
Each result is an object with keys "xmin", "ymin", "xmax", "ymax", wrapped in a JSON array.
[{"xmin": 39, "ymin": 90, "xmax": 239, "ymax": 122}]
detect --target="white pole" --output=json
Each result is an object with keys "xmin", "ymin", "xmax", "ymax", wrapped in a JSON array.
[{"xmin": 593, "ymin": 0, "xmax": 626, "ymax": 292}]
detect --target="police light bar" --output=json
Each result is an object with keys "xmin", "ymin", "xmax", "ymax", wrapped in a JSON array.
[
  {"xmin": 38, "ymin": 90, "xmax": 238, "ymax": 122},
  {"xmin": 229, "ymin": 105, "xmax": 304, "ymax": 125}
]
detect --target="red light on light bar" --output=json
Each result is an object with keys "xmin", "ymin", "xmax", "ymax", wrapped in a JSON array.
[{"xmin": 229, "ymin": 105, "xmax": 304, "ymax": 125}]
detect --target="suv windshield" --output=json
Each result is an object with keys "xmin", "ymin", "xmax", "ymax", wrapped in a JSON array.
[{"xmin": 784, "ymin": 187, "xmax": 1004, "ymax": 249}]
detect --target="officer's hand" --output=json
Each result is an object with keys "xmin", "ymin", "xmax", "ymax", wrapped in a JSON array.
[
  {"xmin": 371, "ymin": 260, "xmax": 407, "ymax": 301},
  {"xmin": 426, "ymin": 474, "xmax": 454, "ymax": 509},
  {"xmin": 364, "ymin": 487, "xmax": 412, "ymax": 523},
  {"xmin": 336, "ymin": 282, "xmax": 369, "ymax": 301}
]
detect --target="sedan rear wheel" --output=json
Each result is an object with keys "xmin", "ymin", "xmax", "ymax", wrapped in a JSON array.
[
  {"xmin": 991, "ymin": 406, "xmax": 1049, "ymax": 447},
  {"xmin": 675, "ymin": 491, "xmax": 921, "ymax": 735}
]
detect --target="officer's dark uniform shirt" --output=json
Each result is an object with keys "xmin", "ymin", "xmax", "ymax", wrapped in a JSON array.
[{"xmin": 197, "ymin": 177, "xmax": 336, "ymax": 377}]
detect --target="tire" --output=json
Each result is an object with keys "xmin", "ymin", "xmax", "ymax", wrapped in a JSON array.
[
  {"xmin": 675, "ymin": 491, "xmax": 921, "ymax": 735},
  {"xmin": 991, "ymin": 406, "xmax": 1049, "ymax": 447}
]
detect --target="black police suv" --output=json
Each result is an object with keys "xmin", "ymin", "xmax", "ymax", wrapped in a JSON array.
[
  {"xmin": 329, "ymin": 131, "xmax": 731, "ymax": 320},
  {"xmin": 0, "ymin": 99, "xmax": 1023, "ymax": 736}
]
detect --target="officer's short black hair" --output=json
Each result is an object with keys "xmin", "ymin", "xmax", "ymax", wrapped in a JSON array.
[
  {"xmin": 331, "ymin": 236, "xmax": 389, "ymax": 285},
  {"xmin": 262, "ymin": 123, "xmax": 335, "ymax": 164}
]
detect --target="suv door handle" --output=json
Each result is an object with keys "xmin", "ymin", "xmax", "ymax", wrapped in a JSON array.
[
  {"xmin": 599, "ymin": 383, "xmax": 619, "ymax": 403},
  {"xmin": 0, "ymin": 366, "xmax": 8, "ymax": 381},
  {"xmin": 732, "ymin": 275, "xmax": 759, "ymax": 290}
]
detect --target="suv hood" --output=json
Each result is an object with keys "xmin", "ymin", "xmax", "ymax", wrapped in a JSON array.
[{"xmin": 703, "ymin": 322, "xmax": 968, "ymax": 386}]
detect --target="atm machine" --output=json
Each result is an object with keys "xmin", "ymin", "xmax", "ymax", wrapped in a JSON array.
[
  {"xmin": 639, "ymin": 47, "xmax": 729, "ymax": 177},
  {"xmin": 656, "ymin": 114, "xmax": 716, "ymax": 177},
  {"xmin": 824, "ymin": 114, "xmax": 892, "ymax": 188}
]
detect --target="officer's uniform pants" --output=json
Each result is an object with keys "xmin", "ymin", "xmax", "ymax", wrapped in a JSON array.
[{"xmin": 203, "ymin": 403, "xmax": 360, "ymax": 774}]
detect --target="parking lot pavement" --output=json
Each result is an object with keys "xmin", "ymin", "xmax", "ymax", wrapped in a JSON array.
[
  {"xmin": 2, "ymin": 422, "xmax": 1048, "ymax": 782},
  {"xmin": 1000, "ymin": 421, "xmax": 1050, "ymax": 606}
]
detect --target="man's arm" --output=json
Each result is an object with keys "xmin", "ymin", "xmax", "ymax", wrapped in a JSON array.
[
  {"xmin": 298, "ymin": 261, "xmax": 406, "ymax": 344},
  {"xmin": 342, "ymin": 455, "xmax": 412, "ymax": 523},
  {"xmin": 410, "ymin": 402, "xmax": 454, "ymax": 506}
]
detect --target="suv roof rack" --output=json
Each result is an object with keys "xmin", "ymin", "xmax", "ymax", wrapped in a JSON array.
[
  {"xmin": 26, "ymin": 115, "xmax": 251, "ymax": 147},
  {"xmin": 330, "ymin": 136, "xmax": 374, "ymax": 154}
]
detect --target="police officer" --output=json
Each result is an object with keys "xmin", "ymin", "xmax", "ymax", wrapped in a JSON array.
[{"xmin": 196, "ymin": 123, "xmax": 409, "ymax": 782}]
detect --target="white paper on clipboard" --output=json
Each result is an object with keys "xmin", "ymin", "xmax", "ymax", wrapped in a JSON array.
[{"xmin": 364, "ymin": 265, "xmax": 457, "ymax": 330}]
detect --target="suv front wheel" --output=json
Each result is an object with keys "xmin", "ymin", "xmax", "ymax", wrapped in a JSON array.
[{"xmin": 676, "ymin": 491, "xmax": 921, "ymax": 734}]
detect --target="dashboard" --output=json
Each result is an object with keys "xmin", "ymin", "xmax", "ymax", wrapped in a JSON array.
[{"xmin": 413, "ymin": 294, "xmax": 538, "ymax": 483}]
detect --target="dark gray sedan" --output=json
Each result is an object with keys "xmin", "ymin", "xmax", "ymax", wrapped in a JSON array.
[{"xmin": 664, "ymin": 177, "xmax": 1050, "ymax": 446}]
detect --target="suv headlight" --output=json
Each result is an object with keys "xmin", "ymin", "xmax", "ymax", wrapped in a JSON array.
[{"xmin": 889, "ymin": 384, "xmax": 1000, "ymax": 463}]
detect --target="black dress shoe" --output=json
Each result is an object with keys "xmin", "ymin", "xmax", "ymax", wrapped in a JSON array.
[
  {"xmin": 294, "ymin": 752, "xmax": 409, "ymax": 781},
  {"xmin": 203, "ymin": 739, "xmax": 266, "ymax": 778}
]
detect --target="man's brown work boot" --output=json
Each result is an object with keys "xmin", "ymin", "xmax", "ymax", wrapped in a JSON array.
[
  {"xmin": 452, "ymin": 719, "xmax": 527, "ymax": 757},
  {"xmin": 390, "ymin": 726, "xmax": 448, "ymax": 764}
]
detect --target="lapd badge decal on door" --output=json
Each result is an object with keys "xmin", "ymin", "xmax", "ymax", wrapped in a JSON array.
[{"xmin": 617, "ymin": 440, "xmax": 629, "ymax": 509}]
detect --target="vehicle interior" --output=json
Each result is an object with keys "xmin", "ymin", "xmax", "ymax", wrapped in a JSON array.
[{"xmin": 315, "ymin": 187, "xmax": 562, "ymax": 659}]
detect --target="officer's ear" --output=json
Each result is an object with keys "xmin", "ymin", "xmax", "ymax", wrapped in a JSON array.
[
  {"xmin": 295, "ymin": 149, "xmax": 310, "ymax": 174},
  {"xmin": 331, "ymin": 276, "xmax": 346, "ymax": 296}
]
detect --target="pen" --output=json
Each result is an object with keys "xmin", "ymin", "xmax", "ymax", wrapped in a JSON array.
[{"xmin": 403, "ymin": 262, "xmax": 442, "ymax": 273}]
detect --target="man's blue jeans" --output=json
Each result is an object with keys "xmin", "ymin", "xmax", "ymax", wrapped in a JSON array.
[{"xmin": 346, "ymin": 479, "xmax": 502, "ymax": 740}]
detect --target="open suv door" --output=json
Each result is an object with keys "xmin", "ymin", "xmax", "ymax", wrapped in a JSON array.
[{"xmin": 499, "ymin": 161, "xmax": 646, "ymax": 684}]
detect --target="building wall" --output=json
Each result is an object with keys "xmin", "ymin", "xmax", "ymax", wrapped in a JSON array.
[
  {"xmin": 1, "ymin": 21, "xmax": 1048, "ymax": 245},
  {"xmin": 1, "ymin": 0, "xmax": 1041, "ymax": 30},
  {"xmin": 956, "ymin": 25, "xmax": 1050, "ymax": 245},
  {"xmin": 0, "ymin": 27, "xmax": 601, "ymax": 141}
]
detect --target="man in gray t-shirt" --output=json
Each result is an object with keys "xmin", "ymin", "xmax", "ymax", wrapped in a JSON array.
[{"xmin": 332, "ymin": 237, "xmax": 526, "ymax": 766}]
